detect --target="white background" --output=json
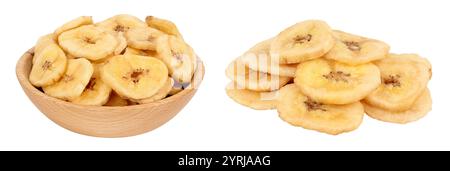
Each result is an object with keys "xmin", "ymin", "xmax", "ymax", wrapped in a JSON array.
[{"xmin": 1, "ymin": 0, "xmax": 449, "ymax": 151}]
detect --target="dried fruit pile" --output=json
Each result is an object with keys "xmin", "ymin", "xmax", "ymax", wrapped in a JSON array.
[
  {"xmin": 29, "ymin": 14, "xmax": 197, "ymax": 106},
  {"xmin": 226, "ymin": 20, "xmax": 432, "ymax": 135}
]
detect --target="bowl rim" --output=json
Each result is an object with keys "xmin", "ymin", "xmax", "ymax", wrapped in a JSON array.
[{"xmin": 16, "ymin": 48, "xmax": 205, "ymax": 110}]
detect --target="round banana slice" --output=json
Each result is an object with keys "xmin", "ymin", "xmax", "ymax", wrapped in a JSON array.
[
  {"xmin": 324, "ymin": 30, "xmax": 390, "ymax": 65},
  {"xmin": 295, "ymin": 58, "xmax": 380, "ymax": 104},
  {"xmin": 156, "ymin": 35, "xmax": 196, "ymax": 83},
  {"xmin": 226, "ymin": 82, "xmax": 278, "ymax": 110},
  {"xmin": 270, "ymin": 20, "xmax": 335, "ymax": 64},
  {"xmin": 100, "ymin": 54, "xmax": 168, "ymax": 100},
  {"xmin": 96, "ymin": 14, "xmax": 147, "ymax": 35},
  {"xmin": 29, "ymin": 44, "xmax": 67, "ymax": 87},
  {"xmin": 277, "ymin": 84, "xmax": 364, "ymax": 135},
  {"xmin": 33, "ymin": 34, "xmax": 57, "ymax": 64},
  {"xmin": 126, "ymin": 26, "xmax": 164, "ymax": 51},
  {"xmin": 145, "ymin": 16, "xmax": 184, "ymax": 39},
  {"xmin": 364, "ymin": 54, "xmax": 430, "ymax": 111},
  {"xmin": 226, "ymin": 60, "xmax": 291, "ymax": 91},
  {"xmin": 363, "ymin": 88, "xmax": 431, "ymax": 124},
  {"xmin": 114, "ymin": 32, "xmax": 128, "ymax": 55},
  {"xmin": 104, "ymin": 91, "xmax": 129, "ymax": 106},
  {"xmin": 58, "ymin": 25, "xmax": 118, "ymax": 61},
  {"xmin": 54, "ymin": 16, "xmax": 93, "ymax": 38},
  {"xmin": 43, "ymin": 58, "xmax": 94, "ymax": 100},
  {"xmin": 70, "ymin": 64, "xmax": 112, "ymax": 106},
  {"xmin": 238, "ymin": 38, "xmax": 297, "ymax": 77},
  {"xmin": 131, "ymin": 77, "xmax": 174, "ymax": 104}
]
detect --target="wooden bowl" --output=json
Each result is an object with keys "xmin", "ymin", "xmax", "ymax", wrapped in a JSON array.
[{"xmin": 16, "ymin": 49, "xmax": 205, "ymax": 138}]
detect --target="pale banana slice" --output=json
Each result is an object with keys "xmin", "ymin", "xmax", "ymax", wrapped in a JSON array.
[
  {"xmin": 156, "ymin": 35, "xmax": 196, "ymax": 83},
  {"xmin": 29, "ymin": 44, "xmax": 67, "ymax": 87},
  {"xmin": 33, "ymin": 34, "xmax": 57, "ymax": 64},
  {"xmin": 54, "ymin": 16, "xmax": 93, "ymax": 39},
  {"xmin": 145, "ymin": 16, "xmax": 183, "ymax": 39},
  {"xmin": 126, "ymin": 26, "xmax": 164, "ymax": 51},
  {"xmin": 34, "ymin": 34, "xmax": 56, "ymax": 54},
  {"xmin": 270, "ymin": 20, "xmax": 335, "ymax": 64},
  {"xmin": 226, "ymin": 60, "xmax": 291, "ymax": 91},
  {"xmin": 58, "ymin": 25, "xmax": 118, "ymax": 61},
  {"xmin": 277, "ymin": 84, "xmax": 364, "ymax": 135},
  {"xmin": 104, "ymin": 91, "xmax": 129, "ymax": 106},
  {"xmin": 324, "ymin": 30, "xmax": 390, "ymax": 65},
  {"xmin": 114, "ymin": 32, "xmax": 127, "ymax": 55},
  {"xmin": 70, "ymin": 64, "xmax": 112, "ymax": 105},
  {"xmin": 100, "ymin": 54, "xmax": 168, "ymax": 99},
  {"xmin": 363, "ymin": 88, "xmax": 431, "ymax": 124},
  {"xmin": 295, "ymin": 58, "xmax": 380, "ymax": 104},
  {"xmin": 131, "ymin": 77, "xmax": 174, "ymax": 104},
  {"xmin": 226, "ymin": 82, "xmax": 278, "ymax": 110},
  {"xmin": 238, "ymin": 38, "xmax": 297, "ymax": 77},
  {"xmin": 96, "ymin": 14, "xmax": 147, "ymax": 35},
  {"xmin": 364, "ymin": 54, "xmax": 430, "ymax": 111},
  {"xmin": 43, "ymin": 58, "xmax": 94, "ymax": 100}
]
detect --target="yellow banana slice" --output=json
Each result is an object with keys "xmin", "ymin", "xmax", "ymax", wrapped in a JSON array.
[
  {"xmin": 100, "ymin": 54, "xmax": 168, "ymax": 99},
  {"xmin": 33, "ymin": 34, "xmax": 57, "ymax": 64},
  {"xmin": 58, "ymin": 25, "xmax": 118, "ymax": 61},
  {"xmin": 126, "ymin": 26, "xmax": 164, "ymax": 50},
  {"xmin": 70, "ymin": 64, "xmax": 112, "ymax": 105},
  {"xmin": 145, "ymin": 16, "xmax": 183, "ymax": 39},
  {"xmin": 104, "ymin": 91, "xmax": 129, "ymax": 106},
  {"xmin": 238, "ymin": 38, "xmax": 297, "ymax": 77},
  {"xmin": 363, "ymin": 88, "xmax": 431, "ymax": 124},
  {"xmin": 131, "ymin": 77, "xmax": 174, "ymax": 104},
  {"xmin": 270, "ymin": 20, "xmax": 335, "ymax": 64},
  {"xmin": 54, "ymin": 16, "xmax": 93, "ymax": 38},
  {"xmin": 324, "ymin": 30, "xmax": 390, "ymax": 65},
  {"xmin": 364, "ymin": 54, "xmax": 430, "ymax": 111},
  {"xmin": 43, "ymin": 58, "xmax": 94, "ymax": 100},
  {"xmin": 226, "ymin": 60, "xmax": 291, "ymax": 91},
  {"xmin": 156, "ymin": 35, "xmax": 196, "ymax": 83},
  {"xmin": 226, "ymin": 82, "xmax": 278, "ymax": 110},
  {"xmin": 29, "ymin": 44, "xmax": 67, "ymax": 87},
  {"xmin": 34, "ymin": 34, "xmax": 56, "ymax": 54},
  {"xmin": 294, "ymin": 58, "xmax": 380, "ymax": 104},
  {"xmin": 277, "ymin": 84, "xmax": 364, "ymax": 135},
  {"xmin": 96, "ymin": 14, "xmax": 147, "ymax": 35}
]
